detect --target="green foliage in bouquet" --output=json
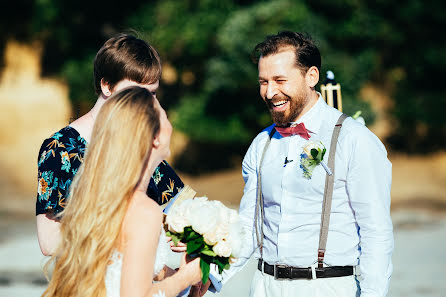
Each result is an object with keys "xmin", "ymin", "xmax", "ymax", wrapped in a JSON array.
[{"xmin": 166, "ymin": 227, "xmax": 230, "ymax": 283}]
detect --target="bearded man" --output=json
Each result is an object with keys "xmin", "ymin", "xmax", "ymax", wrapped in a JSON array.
[{"xmin": 209, "ymin": 31, "xmax": 394, "ymax": 297}]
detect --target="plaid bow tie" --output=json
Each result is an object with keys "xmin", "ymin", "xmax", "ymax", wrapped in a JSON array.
[{"xmin": 275, "ymin": 122, "xmax": 311, "ymax": 139}]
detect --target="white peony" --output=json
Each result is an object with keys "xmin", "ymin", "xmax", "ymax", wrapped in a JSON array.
[
  {"xmin": 189, "ymin": 199, "xmax": 219, "ymax": 235},
  {"xmin": 165, "ymin": 212, "xmax": 189, "ymax": 233},
  {"xmin": 213, "ymin": 239, "xmax": 232, "ymax": 257},
  {"xmin": 204, "ymin": 223, "xmax": 230, "ymax": 246}
]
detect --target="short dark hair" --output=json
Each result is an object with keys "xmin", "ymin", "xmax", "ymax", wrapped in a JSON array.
[
  {"xmin": 252, "ymin": 31, "xmax": 321, "ymax": 74},
  {"xmin": 93, "ymin": 33, "xmax": 162, "ymax": 95}
]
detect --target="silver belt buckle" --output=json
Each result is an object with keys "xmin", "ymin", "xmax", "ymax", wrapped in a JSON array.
[{"xmin": 274, "ymin": 264, "xmax": 288, "ymax": 280}]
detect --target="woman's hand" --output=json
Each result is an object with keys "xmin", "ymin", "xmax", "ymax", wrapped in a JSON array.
[
  {"xmin": 179, "ymin": 253, "xmax": 202, "ymax": 286},
  {"xmin": 166, "ymin": 236, "xmax": 187, "ymax": 252},
  {"xmin": 188, "ymin": 279, "xmax": 211, "ymax": 297}
]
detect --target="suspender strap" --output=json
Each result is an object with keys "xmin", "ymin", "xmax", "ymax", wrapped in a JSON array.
[
  {"xmin": 318, "ymin": 113, "xmax": 348, "ymax": 268},
  {"xmin": 255, "ymin": 128, "xmax": 276, "ymax": 259},
  {"xmin": 254, "ymin": 114, "xmax": 348, "ymax": 266}
]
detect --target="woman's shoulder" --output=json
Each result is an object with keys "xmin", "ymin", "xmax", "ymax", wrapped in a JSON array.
[{"xmin": 125, "ymin": 192, "xmax": 163, "ymax": 228}]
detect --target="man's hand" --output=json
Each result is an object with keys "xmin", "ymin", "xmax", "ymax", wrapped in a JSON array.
[{"xmin": 188, "ymin": 279, "xmax": 211, "ymax": 297}]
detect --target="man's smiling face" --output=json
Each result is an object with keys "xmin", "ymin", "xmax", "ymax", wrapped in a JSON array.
[{"xmin": 258, "ymin": 48, "xmax": 310, "ymax": 126}]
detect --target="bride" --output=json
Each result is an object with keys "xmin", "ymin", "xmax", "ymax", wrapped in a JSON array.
[{"xmin": 42, "ymin": 86, "xmax": 202, "ymax": 297}]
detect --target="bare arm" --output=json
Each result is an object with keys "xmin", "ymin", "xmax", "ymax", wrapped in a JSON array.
[
  {"xmin": 36, "ymin": 213, "xmax": 61, "ymax": 256},
  {"xmin": 121, "ymin": 196, "xmax": 201, "ymax": 297}
]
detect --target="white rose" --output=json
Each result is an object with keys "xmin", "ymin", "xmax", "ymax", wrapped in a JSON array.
[
  {"xmin": 213, "ymin": 239, "xmax": 232, "ymax": 257},
  {"xmin": 204, "ymin": 223, "xmax": 230, "ymax": 246},
  {"xmin": 175, "ymin": 198, "xmax": 195, "ymax": 217},
  {"xmin": 189, "ymin": 200, "xmax": 218, "ymax": 235},
  {"xmin": 166, "ymin": 213, "xmax": 189, "ymax": 234},
  {"xmin": 209, "ymin": 201, "xmax": 239, "ymax": 225},
  {"xmin": 302, "ymin": 141, "xmax": 324, "ymax": 159}
]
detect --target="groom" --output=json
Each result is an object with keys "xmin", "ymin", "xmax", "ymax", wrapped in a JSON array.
[{"xmin": 209, "ymin": 31, "xmax": 394, "ymax": 297}]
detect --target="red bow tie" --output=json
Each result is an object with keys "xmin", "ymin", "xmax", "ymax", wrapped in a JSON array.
[{"xmin": 275, "ymin": 123, "xmax": 311, "ymax": 139}]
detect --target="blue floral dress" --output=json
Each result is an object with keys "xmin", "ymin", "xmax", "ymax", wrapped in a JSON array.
[{"xmin": 36, "ymin": 126, "xmax": 183, "ymax": 215}]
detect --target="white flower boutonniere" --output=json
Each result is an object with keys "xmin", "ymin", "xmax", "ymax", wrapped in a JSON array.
[{"xmin": 300, "ymin": 141, "xmax": 331, "ymax": 179}]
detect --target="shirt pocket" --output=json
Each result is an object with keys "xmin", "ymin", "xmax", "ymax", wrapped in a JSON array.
[{"xmin": 310, "ymin": 164, "xmax": 329, "ymax": 196}]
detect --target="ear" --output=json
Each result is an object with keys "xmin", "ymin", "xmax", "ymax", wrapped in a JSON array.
[
  {"xmin": 100, "ymin": 78, "xmax": 112, "ymax": 97},
  {"xmin": 305, "ymin": 66, "xmax": 319, "ymax": 89},
  {"xmin": 153, "ymin": 136, "xmax": 160, "ymax": 149}
]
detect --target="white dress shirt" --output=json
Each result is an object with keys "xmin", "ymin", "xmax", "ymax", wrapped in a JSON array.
[{"xmin": 218, "ymin": 96, "xmax": 393, "ymax": 297}]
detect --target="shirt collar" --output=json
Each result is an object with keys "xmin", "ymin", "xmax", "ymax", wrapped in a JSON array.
[{"xmin": 289, "ymin": 93, "xmax": 325, "ymax": 136}]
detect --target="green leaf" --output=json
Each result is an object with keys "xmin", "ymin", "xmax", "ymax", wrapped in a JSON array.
[
  {"xmin": 166, "ymin": 231, "xmax": 182, "ymax": 246},
  {"xmin": 187, "ymin": 238, "xmax": 204, "ymax": 254},
  {"xmin": 172, "ymin": 234, "xmax": 181, "ymax": 246},
  {"xmin": 322, "ymin": 148, "xmax": 326, "ymax": 159},
  {"xmin": 311, "ymin": 148, "xmax": 318, "ymax": 159},
  {"xmin": 184, "ymin": 227, "xmax": 200, "ymax": 241},
  {"xmin": 200, "ymin": 258, "xmax": 211, "ymax": 284},
  {"xmin": 201, "ymin": 249, "xmax": 217, "ymax": 257},
  {"xmin": 214, "ymin": 256, "xmax": 230, "ymax": 272}
]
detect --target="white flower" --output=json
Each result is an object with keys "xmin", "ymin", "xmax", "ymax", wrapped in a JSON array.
[
  {"xmin": 213, "ymin": 239, "xmax": 232, "ymax": 257},
  {"xmin": 204, "ymin": 223, "xmax": 230, "ymax": 246},
  {"xmin": 302, "ymin": 141, "xmax": 324, "ymax": 159},
  {"xmin": 165, "ymin": 212, "xmax": 189, "ymax": 233},
  {"xmin": 189, "ymin": 199, "xmax": 219, "ymax": 235}
]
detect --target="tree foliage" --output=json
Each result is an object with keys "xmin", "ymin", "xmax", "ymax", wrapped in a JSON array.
[{"xmin": 1, "ymin": 0, "xmax": 444, "ymax": 172}]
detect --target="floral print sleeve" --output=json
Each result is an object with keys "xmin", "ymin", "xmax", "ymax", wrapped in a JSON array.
[
  {"xmin": 147, "ymin": 161, "xmax": 184, "ymax": 205},
  {"xmin": 36, "ymin": 127, "xmax": 183, "ymax": 215},
  {"xmin": 36, "ymin": 127, "xmax": 86, "ymax": 215}
]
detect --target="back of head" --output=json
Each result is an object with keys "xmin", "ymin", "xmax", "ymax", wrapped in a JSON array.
[
  {"xmin": 42, "ymin": 86, "xmax": 160, "ymax": 297},
  {"xmin": 252, "ymin": 31, "xmax": 321, "ymax": 74},
  {"xmin": 94, "ymin": 33, "xmax": 162, "ymax": 95}
]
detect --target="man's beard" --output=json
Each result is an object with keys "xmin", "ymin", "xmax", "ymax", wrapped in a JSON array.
[{"xmin": 267, "ymin": 93, "xmax": 307, "ymax": 126}]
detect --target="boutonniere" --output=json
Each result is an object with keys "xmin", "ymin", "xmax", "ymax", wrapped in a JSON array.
[{"xmin": 300, "ymin": 141, "xmax": 332, "ymax": 179}]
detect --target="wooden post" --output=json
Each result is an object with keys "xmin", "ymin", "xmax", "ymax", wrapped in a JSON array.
[{"xmin": 321, "ymin": 83, "xmax": 343, "ymax": 112}]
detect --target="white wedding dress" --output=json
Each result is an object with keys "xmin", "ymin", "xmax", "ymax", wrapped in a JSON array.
[{"xmin": 105, "ymin": 229, "xmax": 170, "ymax": 297}]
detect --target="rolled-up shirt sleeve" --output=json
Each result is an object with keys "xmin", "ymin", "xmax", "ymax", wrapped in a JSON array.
[{"xmin": 346, "ymin": 126, "xmax": 394, "ymax": 297}]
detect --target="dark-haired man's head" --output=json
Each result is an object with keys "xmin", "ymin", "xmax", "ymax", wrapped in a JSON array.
[{"xmin": 253, "ymin": 31, "xmax": 321, "ymax": 125}]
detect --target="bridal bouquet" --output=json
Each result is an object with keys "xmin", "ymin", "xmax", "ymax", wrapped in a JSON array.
[{"xmin": 165, "ymin": 197, "xmax": 244, "ymax": 283}]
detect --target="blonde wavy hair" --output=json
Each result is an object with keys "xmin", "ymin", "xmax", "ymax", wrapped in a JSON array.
[{"xmin": 42, "ymin": 86, "xmax": 160, "ymax": 297}]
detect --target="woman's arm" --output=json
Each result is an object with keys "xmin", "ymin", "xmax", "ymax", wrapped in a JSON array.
[
  {"xmin": 36, "ymin": 214, "xmax": 61, "ymax": 256},
  {"xmin": 36, "ymin": 132, "xmax": 84, "ymax": 256},
  {"xmin": 121, "ymin": 196, "xmax": 201, "ymax": 297}
]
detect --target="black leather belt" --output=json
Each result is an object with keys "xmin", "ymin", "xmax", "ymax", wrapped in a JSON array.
[{"xmin": 258, "ymin": 260, "xmax": 354, "ymax": 280}]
